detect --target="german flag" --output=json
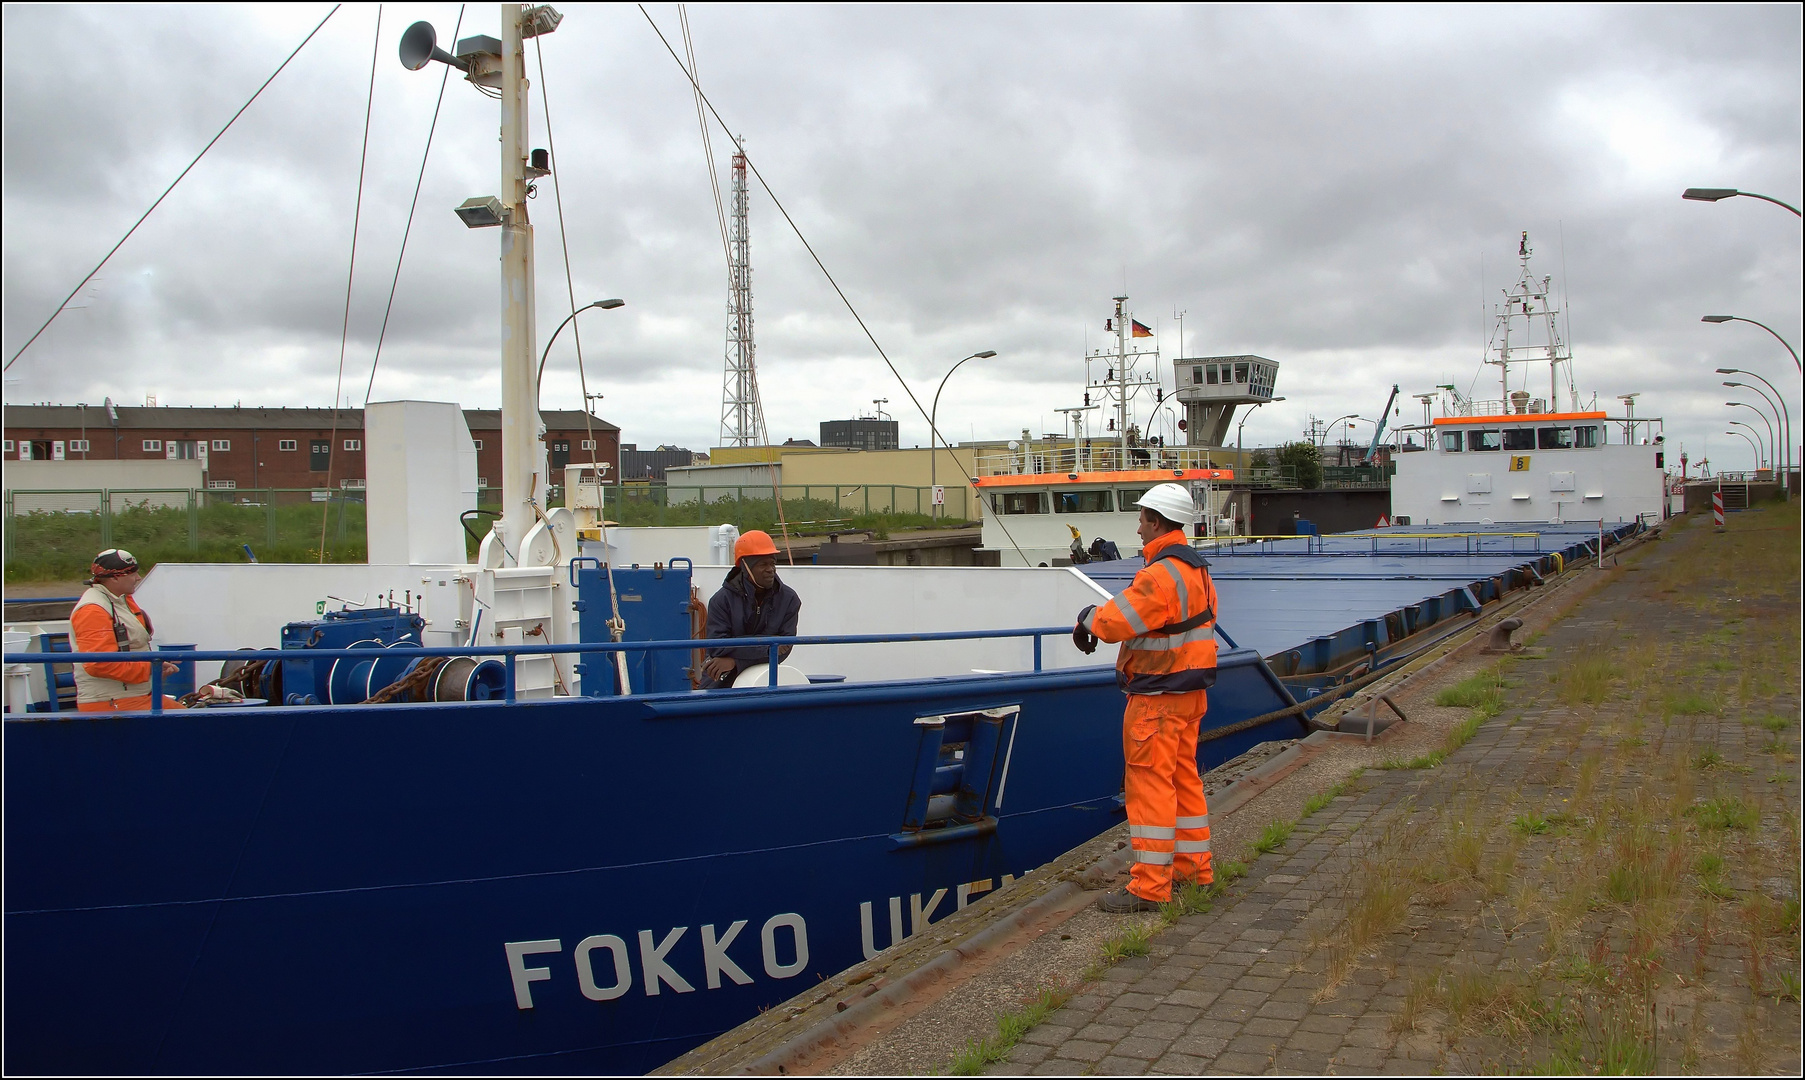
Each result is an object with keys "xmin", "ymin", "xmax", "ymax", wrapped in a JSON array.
[{"xmin": 1131, "ymin": 319, "xmax": 1153, "ymax": 338}]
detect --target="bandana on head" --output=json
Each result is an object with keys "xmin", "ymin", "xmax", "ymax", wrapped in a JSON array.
[{"xmin": 91, "ymin": 548, "xmax": 139, "ymax": 579}]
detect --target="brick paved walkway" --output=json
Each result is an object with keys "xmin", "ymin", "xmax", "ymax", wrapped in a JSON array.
[{"xmin": 990, "ymin": 509, "xmax": 1802, "ymax": 1075}]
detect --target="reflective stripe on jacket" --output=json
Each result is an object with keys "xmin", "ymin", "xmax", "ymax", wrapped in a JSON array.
[
  {"xmin": 70, "ymin": 586, "xmax": 155, "ymax": 704},
  {"xmin": 1084, "ymin": 530, "xmax": 1218, "ymax": 694}
]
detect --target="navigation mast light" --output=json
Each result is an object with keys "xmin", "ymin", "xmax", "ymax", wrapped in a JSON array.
[{"xmin": 454, "ymin": 196, "xmax": 506, "ymax": 229}]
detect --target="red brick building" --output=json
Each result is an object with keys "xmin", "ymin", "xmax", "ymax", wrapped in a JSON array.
[{"xmin": 3, "ymin": 404, "xmax": 620, "ymax": 494}]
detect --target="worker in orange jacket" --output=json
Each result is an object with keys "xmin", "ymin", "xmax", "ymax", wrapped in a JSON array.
[
  {"xmin": 70, "ymin": 549, "xmax": 184, "ymax": 712},
  {"xmin": 1072, "ymin": 483, "xmax": 1218, "ymax": 912}
]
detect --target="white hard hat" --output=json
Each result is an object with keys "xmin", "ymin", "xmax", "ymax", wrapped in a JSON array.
[{"xmin": 1135, "ymin": 482, "xmax": 1198, "ymax": 525}]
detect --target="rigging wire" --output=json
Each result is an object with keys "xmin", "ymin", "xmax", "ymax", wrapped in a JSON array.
[
  {"xmin": 636, "ymin": 4, "xmax": 1029, "ymax": 564},
  {"xmin": 3, "ymin": 4, "xmax": 342, "ymax": 373},
  {"xmin": 681, "ymin": 5, "xmax": 733, "ymax": 289},
  {"xmin": 363, "ymin": 4, "xmax": 466, "ymax": 408},
  {"xmin": 319, "ymin": 5, "xmax": 383, "ymax": 564},
  {"xmin": 534, "ymin": 29, "xmax": 632, "ymax": 684}
]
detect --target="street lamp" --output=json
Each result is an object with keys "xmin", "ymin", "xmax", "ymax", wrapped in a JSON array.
[
  {"xmin": 1729, "ymin": 421, "xmax": 1768, "ymax": 470},
  {"xmin": 1702, "ymin": 315, "xmax": 1801, "ymax": 373},
  {"xmin": 1725, "ymin": 430, "xmax": 1762, "ymax": 471},
  {"xmin": 1235, "ymin": 397, "xmax": 1285, "ymax": 472},
  {"xmin": 536, "ymin": 299, "xmax": 625, "ymax": 393},
  {"xmin": 1727, "ymin": 404, "xmax": 1774, "ymax": 470},
  {"xmin": 1682, "ymin": 187, "xmax": 1802, "ymax": 216},
  {"xmin": 1722, "ymin": 370, "xmax": 1791, "ymax": 499},
  {"xmin": 1318, "ymin": 414, "xmax": 1357, "ymax": 448},
  {"xmin": 929, "ymin": 350, "xmax": 996, "ymax": 521}
]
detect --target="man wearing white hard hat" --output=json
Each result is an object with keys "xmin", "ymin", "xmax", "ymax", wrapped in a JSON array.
[{"xmin": 1072, "ymin": 483, "xmax": 1219, "ymax": 913}]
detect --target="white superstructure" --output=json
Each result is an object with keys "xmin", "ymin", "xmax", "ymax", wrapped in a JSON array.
[{"xmin": 1390, "ymin": 233, "xmax": 1665, "ymax": 526}]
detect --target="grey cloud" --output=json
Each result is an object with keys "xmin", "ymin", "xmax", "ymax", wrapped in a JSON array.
[{"xmin": 3, "ymin": 3, "xmax": 1798, "ymax": 465}]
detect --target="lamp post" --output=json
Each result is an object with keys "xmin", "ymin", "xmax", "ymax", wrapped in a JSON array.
[
  {"xmin": 1728, "ymin": 421, "xmax": 1768, "ymax": 470},
  {"xmin": 1682, "ymin": 187, "xmax": 1802, "ymax": 217},
  {"xmin": 537, "ymin": 299, "xmax": 625, "ymax": 392},
  {"xmin": 1722, "ymin": 372, "xmax": 1791, "ymax": 499},
  {"xmin": 1725, "ymin": 430, "xmax": 1761, "ymax": 472},
  {"xmin": 1317, "ymin": 413, "xmax": 1357, "ymax": 449},
  {"xmin": 929, "ymin": 350, "xmax": 996, "ymax": 521},
  {"xmin": 1702, "ymin": 315, "xmax": 1801, "ymax": 374},
  {"xmin": 1234, "ymin": 397, "xmax": 1285, "ymax": 474},
  {"xmin": 1728, "ymin": 405, "xmax": 1773, "ymax": 469}
]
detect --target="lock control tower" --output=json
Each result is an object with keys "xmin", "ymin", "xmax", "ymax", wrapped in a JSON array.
[{"xmin": 1172, "ymin": 355, "xmax": 1280, "ymax": 447}]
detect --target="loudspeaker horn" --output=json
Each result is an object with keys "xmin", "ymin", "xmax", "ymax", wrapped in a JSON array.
[{"xmin": 399, "ymin": 21, "xmax": 468, "ymax": 72}]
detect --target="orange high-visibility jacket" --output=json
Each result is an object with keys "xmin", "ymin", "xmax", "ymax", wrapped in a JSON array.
[
  {"xmin": 1082, "ymin": 529, "xmax": 1219, "ymax": 694},
  {"xmin": 70, "ymin": 588, "xmax": 157, "ymax": 695}
]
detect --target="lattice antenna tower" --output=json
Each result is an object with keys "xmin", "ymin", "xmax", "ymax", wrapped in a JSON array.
[{"xmin": 719, "ymin": 139, "xmax": 768, "ymax": 447}]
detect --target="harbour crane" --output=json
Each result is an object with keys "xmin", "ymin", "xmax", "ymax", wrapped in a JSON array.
[{"xmin": 1366, "ymin": 383, "xmax": 1400, "ymax": 462}]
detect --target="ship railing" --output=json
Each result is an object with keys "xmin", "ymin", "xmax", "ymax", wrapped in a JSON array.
[
  {"xmin": 1192, "ymin": 531, "xmax": 1551, "ymax": 557},
  {"xmin": 3, "ymin": 626, "xmax": 1091, "ymax": 715},
  {"xmin": 974, "ymin": 445, "xmax": 1225, "ymax": 477}
]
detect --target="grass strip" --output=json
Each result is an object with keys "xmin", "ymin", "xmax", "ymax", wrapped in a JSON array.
[{"xmin": 945, "ymin": 986, "xmax": 1072, "ymax": 1075}]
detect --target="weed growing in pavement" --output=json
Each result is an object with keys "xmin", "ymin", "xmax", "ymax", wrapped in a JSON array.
[
  {"xmin": 1301, "ymin": 771, "xmax": 1361, "ymax": 818},
  {"xmin": 1695, "ymin": 851, "xmax": 1735, "ymax": 901},
  {"xmin": 1252, "ymin": 818, "xmax": 1294, "ymax": 854},
  {"xmin": 1690, "ymin": 796, "xmax": 1758, "ymax": 831},
  {"xmin": 1694, "ymin": 747, "xmax": 1726, "ymax": 769},
  {"xmin": 1435, "ymin": 665, "xmax": 1507, "ymax": 710},
  {"xmin": 1513, "ymin": 811, "xmax": 1551, "ymax": 836},
  {"xmin": 945, "ymin": 985, "xmax": 1073, "ymax": 1075},
  {"xmin": 1753, "ymin": 712, "xmax": 1792, "ymax": 733},
  {"xmin": 1554, "ymin": 645, "xmax": 1619, "ymax": 706},
  {"xmin": 1098, "ymin": 922, "xmax": 1153, "ymax": 963},
  {"xmin": 1666, "ymin": 690, "xmax": 1717, "ymax": 716},
  {"xmin": 1158, "ymin": 879, "xmax": 1214, "ymax": 925},
  {"xmin": 1213, "ymin": 860, "xmax": 1248, "ymax": 890},
  {"xmin": 1779, "ymin": 971, "xmax": 1802, "ymax": 1003},
  {"xmin": 1574, "ymin": 752, "xmax": 1604, "ymax": 805},
  {"xmin": 1392, "ymin": 970, "xmax": 1440, "ymax": 1033},
  {"xmin": 1380, "ymin": 711, "xmax": 1490, "ymax": 771}
]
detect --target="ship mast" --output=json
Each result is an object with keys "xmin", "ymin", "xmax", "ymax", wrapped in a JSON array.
[
  {"xmin": 1079, "ymin": 296, "xmax": 1161, "ymax": 466},
  {"xmin": 1487, "ymin": 231, "xmax": 1576, "ymax": 413}
]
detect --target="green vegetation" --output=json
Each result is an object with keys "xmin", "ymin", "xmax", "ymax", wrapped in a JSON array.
[
  {"xmin": 946, "ymin": 987, "xmax": 1072, "ymax": 1075},
  {"xmin": 1512, "ymin": 812, "xmax": 1551, "ymax": 836},
  {"xmin": 1252, "ymin": 818, "xmax": 1295, "ymax": 854},
  {"xmin": 5, "ymin": 497, "xmax": 367, "ymax": 581},
  {"xmin": 1275, "ymin": 441, "xmax": 1323, "ymax": 490},
  {"xmin": 1689, "ymin": 796, "xmax": 1758, "ymax": 831}
]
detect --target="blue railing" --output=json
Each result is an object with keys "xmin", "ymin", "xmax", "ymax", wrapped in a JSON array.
[{"xmin": 4, "ymin": 626, "xmax": 1087, "ymax": 714}]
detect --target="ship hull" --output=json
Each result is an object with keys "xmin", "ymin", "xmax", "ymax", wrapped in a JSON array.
[{"xmin": 4, "ymin": 652, "xmax": 1300, "ymax": 1074}]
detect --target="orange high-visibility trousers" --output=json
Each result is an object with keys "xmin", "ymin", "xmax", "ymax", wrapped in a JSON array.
[
  {"xmin": 1122, "ymin": 689, "xmax": 1211, "ymax": 902},
  {"xmin": 77, "ymin": 694, "xmax": 185, "ymax": 713}
]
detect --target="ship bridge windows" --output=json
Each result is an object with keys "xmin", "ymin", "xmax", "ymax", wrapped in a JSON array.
[
  {"xmin": 1191, "ymin": 365, "xmax": 1204, "ymax": 385},
  {"xmin": 1467, "ymin": 430, "xmax": 1502, "ymax": 452},
  {"xmin": 1205, "ymin": 366, "xmax": 1219, "ymax": 385},
  {"xmin": 1573, "ymin": 424, "xmax": 1600, "ymax": 448},
  {"xmin": 1503, "ymin": 428, "xmax": 1536, "ymax": 452},
  {"xmin": 991, "ymin": 490, "xmax": 1048, "ymax": 515},
  {"xmin": 1439, "ymin": 431, "xmax": 1463, "ymax": 452},
  {"xmin": 1538, "ymin": 427, "xmax": 1575, "ymax": 450},
  {"xmin": 1057, "ymin": 490, "xmax": 1113, "ymax": 514},
  {"xmin": 1115, "ymin": 487, "xmax": 1151, "ymax": 513}
]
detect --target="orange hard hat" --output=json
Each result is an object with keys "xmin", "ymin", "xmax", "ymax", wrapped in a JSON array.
[{"xmin": 734, "ymin": 530, "xmax": 779, "ymax": 560}]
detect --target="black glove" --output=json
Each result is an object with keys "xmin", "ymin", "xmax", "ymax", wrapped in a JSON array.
[{"xmin": 1073, "ymin": 606, "xmax": 1099, "ymax": 655}]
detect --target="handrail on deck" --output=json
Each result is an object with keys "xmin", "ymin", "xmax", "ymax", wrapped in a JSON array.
[{"xmin": 4, "ymin": 625, "xmax": 1082, "ymax": 715}]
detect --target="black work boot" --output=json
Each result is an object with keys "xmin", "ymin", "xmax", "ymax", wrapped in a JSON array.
[{"xmin": 1099, "ymin": 887, "xmax": 1162, "ymax": 914}]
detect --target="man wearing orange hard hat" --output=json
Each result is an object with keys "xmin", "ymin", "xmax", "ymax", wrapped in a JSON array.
[
  {"xmin": 70, "ymin": 548, "xmax": 186, "ymax": 712},
  {"xmin": 701, "ymin": 530, "xmax": 802, "ymax": 689}
]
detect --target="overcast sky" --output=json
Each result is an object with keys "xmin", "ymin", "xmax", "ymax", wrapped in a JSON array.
[{"xmin": 3, "ymin": 3, "xmax": 1800, "ymax": 471}]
